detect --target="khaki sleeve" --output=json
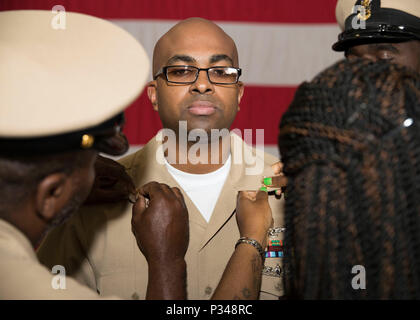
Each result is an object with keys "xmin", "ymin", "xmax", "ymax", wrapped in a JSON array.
[
  {"xmin": 1, "ymin": 258, "xmax": 119, "ymax": 300},
  {"xmin": 36, "ymin": 206, "xmax": 97, "ymax": 291}
]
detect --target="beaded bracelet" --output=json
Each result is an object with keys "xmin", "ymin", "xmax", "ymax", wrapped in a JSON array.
[{"xmin": 235, "ymin": 237, "xmax": 265, "ymax": 262}]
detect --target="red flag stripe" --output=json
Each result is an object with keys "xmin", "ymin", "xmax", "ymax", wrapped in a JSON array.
[{"xmin": 0, "ymin": 0, "xmax": 338, "ymax": 23}]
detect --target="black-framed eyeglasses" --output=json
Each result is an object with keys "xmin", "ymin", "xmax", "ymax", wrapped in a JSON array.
[{"xmin": 153, "ymin": 65, "xmax": 242, "ymax": 84}]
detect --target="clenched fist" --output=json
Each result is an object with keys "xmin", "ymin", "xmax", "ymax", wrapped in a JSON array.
[{"xmin": 131, "ymin": 182, "xmax": 189, "ymax": 265}]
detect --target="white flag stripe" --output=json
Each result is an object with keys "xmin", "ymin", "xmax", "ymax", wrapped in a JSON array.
[{"xmin": 112, "ymin": 19, "xmax": 343, "ymax": 86}]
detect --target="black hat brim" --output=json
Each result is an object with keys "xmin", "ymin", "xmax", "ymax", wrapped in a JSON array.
[
  {"xmin": 0, "ymin": 113, "xmax": 128, "ymax": 157},
  {"xmin": 332, "ymin": 30, "xmax": 419, "ymax": 51}
]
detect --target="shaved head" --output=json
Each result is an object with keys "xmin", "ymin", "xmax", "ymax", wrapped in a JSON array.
[
  {"xmin": 152, "ymin": 18, "xmax": 239, "ymax": 75},
  {"xmin": 147, "ymin": 17, "xmax": 244, "ymax": 136}
]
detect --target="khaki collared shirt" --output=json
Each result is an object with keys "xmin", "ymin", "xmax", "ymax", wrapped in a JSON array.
[
  {"xmin": 37, "ymin": 133, "xmax": 285, "ymax": 299},
  {"xmin": 0, "ymin": 219, "xmax": 118, "ymax": 299}
]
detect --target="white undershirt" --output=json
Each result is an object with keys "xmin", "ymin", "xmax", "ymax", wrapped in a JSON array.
[{"xmin": 164, "ymin": 155, "xmax": 232, "ymax": 223}]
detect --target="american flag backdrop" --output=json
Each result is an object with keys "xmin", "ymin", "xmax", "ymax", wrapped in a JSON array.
[{"xmin": 0, "ymin": 0, "xmax": 343, "ymax": 156}]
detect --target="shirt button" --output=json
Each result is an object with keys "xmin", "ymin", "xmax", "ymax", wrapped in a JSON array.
[
  {"xmin": 205, "ymin": 286, "xmax": 213, "ymax": 295},
  {"xmin": 131, "ymin": 292, "xmax": 140, "ymax": 300}
]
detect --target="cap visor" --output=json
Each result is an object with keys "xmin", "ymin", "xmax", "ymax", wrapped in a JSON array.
[{"xmin": 333, "ymin": 32, "xmax": 418, "ymax": 51}]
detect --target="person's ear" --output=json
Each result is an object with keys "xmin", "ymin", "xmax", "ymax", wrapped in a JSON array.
[
  {"xmin": 147, "ymin": 80, "xmax": 159, "ymax": 112},
  {"xmin": 35, "ymin": 173, "xmax": 70, "ymax": 222},
  {"xmin": 237, "ymin": 81, "xmax": 245, "ymax": 111}
]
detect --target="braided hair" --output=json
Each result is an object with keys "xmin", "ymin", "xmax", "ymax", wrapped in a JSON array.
[{"xmin": 279, "ymin": 58, "xmax": 420, "ymax": 299}]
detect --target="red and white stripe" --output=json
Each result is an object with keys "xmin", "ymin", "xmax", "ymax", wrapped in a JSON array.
[{"xmin": 1, "ymin": 0, "xmax": 343, "ymax": 155}]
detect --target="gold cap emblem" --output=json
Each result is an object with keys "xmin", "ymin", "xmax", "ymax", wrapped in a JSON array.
[
  {"xmin": 358, "ymin": 0, "xmax": 372, "ymax": 21},
  {"xmin": 81, "ymin": 134, "xmax": 95, "ymax": 149}
]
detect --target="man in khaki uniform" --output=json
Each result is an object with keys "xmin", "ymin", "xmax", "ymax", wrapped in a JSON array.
[
  {"xmin": 38, "ymin": 18, "xmax": 285, "ymax": 300},
  {"xmin": 0, "ymin": 9, "xmax": 165, "ymax": 299}
]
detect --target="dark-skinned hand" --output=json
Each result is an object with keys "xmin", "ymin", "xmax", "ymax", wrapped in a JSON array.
[
  {"xmin": 84, "ymin": 155, "xmax": 135, "ymax": 205},
  {"xmin": 262, "ymin": 161, "xmax": 288, "ymax": 197},
  {"xmin": 131, "ymin": 182, "xmax": 189, "ymax": 265},
  {"xmin": 236, "ymin": 190, "xmax": 273, "ymax": 248}
]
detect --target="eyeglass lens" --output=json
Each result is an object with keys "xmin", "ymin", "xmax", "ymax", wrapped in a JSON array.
[{"xmin": 166, "ymin": 66, "xmax": 238, "ymax": 84}]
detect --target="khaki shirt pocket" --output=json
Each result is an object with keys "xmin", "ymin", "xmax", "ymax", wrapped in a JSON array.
[{"xmin": 96, "ymin": 271, "xmax": 142, "ymax": 300}]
